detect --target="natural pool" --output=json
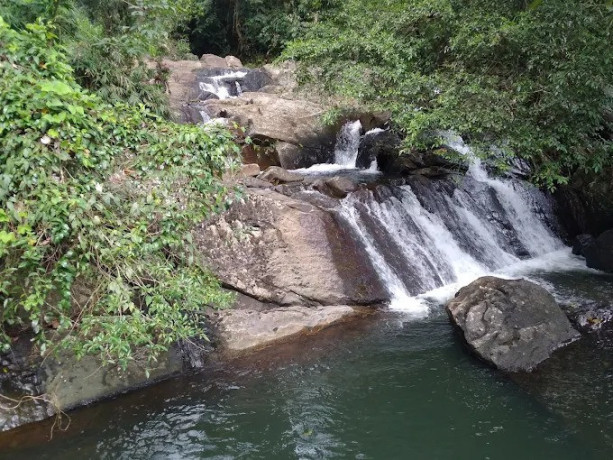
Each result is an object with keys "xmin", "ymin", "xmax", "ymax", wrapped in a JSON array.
[{"xmin": 0, "ymin": 267, "xmax": 612, "ymax": 460}]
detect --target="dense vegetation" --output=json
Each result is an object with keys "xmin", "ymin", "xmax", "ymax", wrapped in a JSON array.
[
  {"xmin": 0, "ymin": 11, "xmax": 238, "ymax": 367},
  {"xmin": 186, "ymin": 0, "xmax": 332, "ymax": 59},
  {"xmin": 282, "ymin": 0, "xmax": 613, "ymax": 188},
  {"xmin": 1, "ymin": 0, "xmax": 198, "ymax": 116}
]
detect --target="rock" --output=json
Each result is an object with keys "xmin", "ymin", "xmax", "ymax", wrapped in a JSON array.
[
  {"xmin": 259, "ymin": 166, "xmax": 304, "ymax": 184},
  {"xmin": 225, "ymin": 55, "xmax": 243, "ymax": 68},
  {"xmin": 410, "ymin": 166, "xmax": 455, "ymax": 178},
  {"xmin": 151, "ymin": 59, "xmax": 203, "ymax": 121},
  {"xmin": 313, "ymin": 176, "xmax": 359, "ymax": 199},
  {"xmin": 572, "ymin": 233, "xmax": 595, "ymax": 255},
  {"xmin": 583, "ymin": 229, "xmax": 613, "ymax": 272},
  {"xmin": 1, "ymin": 342, "xmax": 185, "ymax": 432},
  {"xmin": 238, "ymin": 163, "xmax": 261, "ymax": 178},
  {"xmin": 553, "ymin": 170, "xmax": 613, "ymax": 238},
  {"xmin": 200, "ymin": 53, "xmax": 229, "ymax": 68},
  {"xmin": 356, "ymin": 129, "xmax": 402, "ymax": 169},
  {"xmin": 214, "ymin": 306, "xmax": 362, "ymax": 352},
  {"xmin": 239, "ymin": 69, "xmax": 274, "ymax": 93},
  {"xmin": 446, "ymin": 276, "xmax": 580, "ymax": 372},
  {"xmin": 202, "ymin": 92, "xmax": 337, "ymax": 170},
  {"xmin": 239, "ymin": 177, "xmax": 274, "ymax": 189},
  {"xmin": 193, "ymin": 189, "xmax": 387, "ymax": 306}
]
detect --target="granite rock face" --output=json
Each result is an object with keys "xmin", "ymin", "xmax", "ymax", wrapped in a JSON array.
[
  {"xmin": 194, "ymin": 189, "xmax": 387, "ymax": 307},
  {"xmin": 446, "ymin": 276, "xmax": 580, "ymax": 372}
]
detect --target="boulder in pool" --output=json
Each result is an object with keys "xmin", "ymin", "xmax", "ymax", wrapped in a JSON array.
[
  {"xmin": 446, "ymin": 276, "xmax": 580, "ymax": 372},
  {"xmin": 582, "ymin": 229, "xmax": 613, "ymax": 273}
]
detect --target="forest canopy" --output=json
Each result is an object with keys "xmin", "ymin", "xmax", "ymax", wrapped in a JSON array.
[{"xmin": 281, "ymin": 0, "xmax": 613, "ymax": 187}]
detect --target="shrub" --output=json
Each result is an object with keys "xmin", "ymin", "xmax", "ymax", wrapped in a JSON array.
[{"xmin": 0, "ymin": 17, "xmax": 238, "ymax": 368}]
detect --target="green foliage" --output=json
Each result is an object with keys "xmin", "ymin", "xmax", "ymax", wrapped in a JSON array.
[
  {"xmin": 0, "ymin": 17, "xmax": 239, "ymax": 367},
  {"xmin": 283, "ymin": 0, "xmax": 613, "ymax": 188},
  {"xmin": 187, "ymin": 0, "xmax": 332, "ymax": 59},
  {"xmin": 0, "ymin": 1, "xmax": 197, "ymax": 116}
]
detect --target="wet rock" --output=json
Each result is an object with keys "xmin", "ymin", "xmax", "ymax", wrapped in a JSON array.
[
  {"xmin": 446, "ymin": 276, "xmax": 580, "ymax": 372},
  {"xmin": 572, "ymin": 233, "xmax": 595, "ymax": 255},
  {"xmin": 356, "ymin": 130, "xmax": 402, "ymax": 169},
  {"xmin": 239, "ymin": 69, "xmax": 273, "ymax": 93},
  {"xmin": 1, "ymin": 342, "xmax": 184, "ymax": 432},
  {"xmin": 259, "ymin": 166, "xmax": 304, "ymax": 185},
  {"xmin": 583, "ymin": 229, "xmax": 613, "ymax": 272},
  {"xmin": 410, "ymin": 166, "xmax": 455, "ymax": 178},
  {"xmin": 313, "ymin": 176, "xmax": 359, "ymax": 199},
  {"xmin": 213, "ymin": 306, "xmax": 363, "ymax": 352},
  {"xmin": 565, "ymin": 301, "xmax": 613, "ymax": 333}
]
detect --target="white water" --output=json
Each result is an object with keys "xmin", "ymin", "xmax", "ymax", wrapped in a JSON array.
[
  {"xmin": 199, "ymin": 71, "xmax": 247, "ymax": 100},
  {"xmin": 334, "ymin": 120, "xmax": 362, "ymax": 166},
  {"xmin": 337, "ymin": 159, "xmax": 571, "ymax": 316},
  {"xmin": 296, "ymin": 121, "xmax": 385, "ymax": 175}
]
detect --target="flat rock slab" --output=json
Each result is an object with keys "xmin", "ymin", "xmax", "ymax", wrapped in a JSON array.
[
  {"xmin": 446, "ymin": 276, "xmax": 580, "ymax": 372},
  {"xmin": 214, "ymin": 305, "xmax": 361, "ymax": 352}
]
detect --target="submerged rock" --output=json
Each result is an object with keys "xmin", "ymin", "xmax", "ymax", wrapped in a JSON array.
[
  {"xmin": 446, "ymin": 276, "xmax": 580, "ymax": 372},
  {"xmin": 213, "ymin": 306, "xmax": 365, "ymax": 352},
  {"xmin": 583, "ymin": 229, "xmax": 613, "ymax": 273}
]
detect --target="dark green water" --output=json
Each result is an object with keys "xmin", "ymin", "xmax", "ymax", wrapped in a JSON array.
[{"xmin": 1, "ymin": 270, "xmax": 612, "ymax": 459}]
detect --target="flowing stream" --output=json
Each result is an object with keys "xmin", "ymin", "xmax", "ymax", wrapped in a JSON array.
[{"xmin": 336, "ymin": 158, "xmax": 564, "ymax": 315}]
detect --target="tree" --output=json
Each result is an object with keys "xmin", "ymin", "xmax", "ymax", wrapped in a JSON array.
[{"xmin": 283, "ymin": 0, "xmax": 613, "ymax": 188}]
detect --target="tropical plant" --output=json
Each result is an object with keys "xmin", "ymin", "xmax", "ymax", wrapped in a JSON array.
[
  {"xmin": 283, "ymin": 0, "xmax": 613, "ymax": 188},
  {"xmin": 0, "ymin": 16, "xmax": 238, "ymax": 368}
]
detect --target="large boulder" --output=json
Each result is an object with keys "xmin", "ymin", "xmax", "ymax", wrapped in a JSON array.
[
  {"xmin": 582, "ymin": 229, "xmax": 613, "ymax": 272},
  {"xmin": 356, "ymin": 129, "xmax": 402, "ymax": 169},
  {"xmin": 313, "ymin": 176, "xmax": 359, "ymax": 199},
  {"xmin": 200, "ymin": 53, "xmax": 229, "ymax": 68},
  {"xmin": 446, "ymin": 276, "xmax": 580, "ymax": 372},
  {"xmin": 202, "ymin": 92, "xmax": 337, "ymax": 169},
  {"xmin": 193, "ymin": 189, "xmax": 387, "ymax": 307}
]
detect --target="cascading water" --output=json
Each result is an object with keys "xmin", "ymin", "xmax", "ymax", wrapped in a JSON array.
[
  {"xmin": 334, "ymin": 120, "xmax": 363, "ymax": 167},
  {"xmin": 336, "ymin": 159, "xmax": 568, "ymax": 316},
  {"xmin": 295, "ymin": 121, "xmax": 382, "ymax": 174},
  {"xmin": 198, "ymin": 70, "xmax": 248, "ymax": 100}
]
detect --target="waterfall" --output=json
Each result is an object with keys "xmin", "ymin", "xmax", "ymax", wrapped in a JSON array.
[
  {"xmin": 199, "ymin": 70, "xmax": 247, "ymax": 100},
  {"xmin": 334, "ymin": 120, "xmax": 362, "ymax": 167},
  {"xmin": 336, "ymin": 159, "xmax": 565, "ymax": 315}
]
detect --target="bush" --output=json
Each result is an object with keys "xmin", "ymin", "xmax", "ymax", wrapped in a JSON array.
[{"xmin": 0, "ymin": 17, "xmax": 238, "ymax": 368}]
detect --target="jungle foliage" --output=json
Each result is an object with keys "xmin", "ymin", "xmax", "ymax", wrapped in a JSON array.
[
  {"xmin": 186, "ymin": 0, "xmax": 333, "ymax": 59},
  {"xmin": 0, "ymin": 0, "xmax": 197, "ymax": 115},
  {"xmin": 283, "ymin": 0, "xmax": 613, "ymax": 187},
  {"xmin": 0, "ymin": 15, "xmax": 238, "ymax": 367}
]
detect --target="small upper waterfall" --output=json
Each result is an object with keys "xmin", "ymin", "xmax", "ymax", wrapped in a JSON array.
[
  {"xmin": 198, "ymin": 70, "xmax": 248, "ymax": 100},
  {"xmin": 335, "ymin": 159, "xmax": 565, "ymax": 316},
  {"xmin": 296, "ymin": 120, "xmax": 382, "ymax": 173},
  {"xmin": 334, "ymin": 120, "xmax": 362, "ymax": 167}
]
